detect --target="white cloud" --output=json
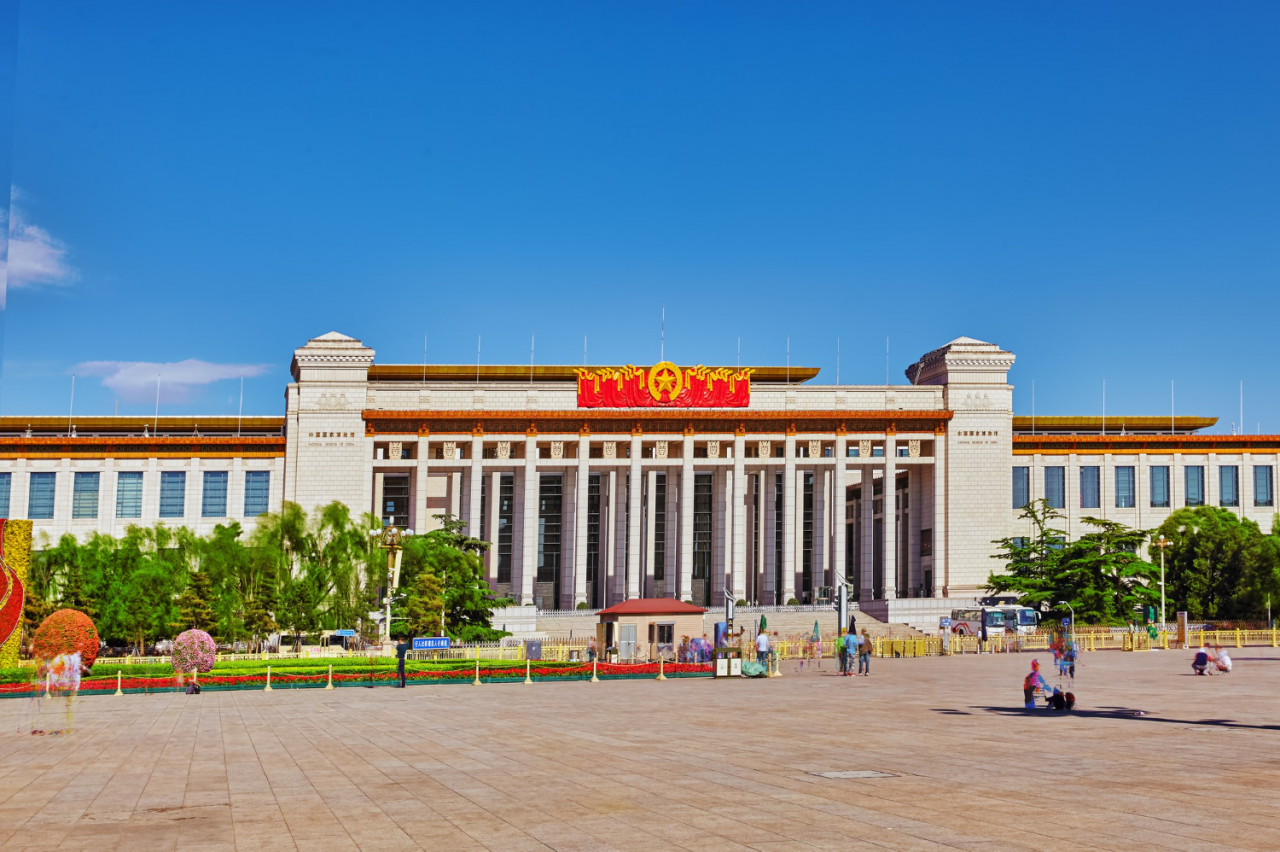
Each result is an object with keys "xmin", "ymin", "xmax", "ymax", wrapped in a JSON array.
[
  {"xmin": 74, "ymin": 360, "xmax": 271, "ymax": 404},
  {"xmin": 3, "ymin": 189, "xmax": 78, "ymax": 295}
]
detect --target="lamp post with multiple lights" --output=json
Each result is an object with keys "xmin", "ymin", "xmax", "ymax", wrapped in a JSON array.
[
  {"xmin": 369, "ymin": 524, "xmax": 413, "ymax": 644},
  {"xmin": 1152, "ymin": 535, "xmax": 1172, "ymax": 628}
]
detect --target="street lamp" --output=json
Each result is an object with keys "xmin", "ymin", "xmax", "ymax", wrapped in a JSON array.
[
  {"xmin": 369, "ymin": 524, "xmax": 413, "ymax": 645},
  {"xmin": 1152, "ymin": 535, "xmax": 1172, "ymax": 629},
  {"xmin": 1056, "ymin": 600, "xmax": 1075, "ymax": 643}
]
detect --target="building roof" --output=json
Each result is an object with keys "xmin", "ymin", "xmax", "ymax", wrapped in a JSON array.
[
  {"xmin": 597, "ymin": 598, "xmax": 708, "ymax": 616},
  {"xmin": 367, "ymin": 364, "xmax": 822, "ymax": 384},
  {"xmin": 1011, "ymin": 415, "xmax": 1216, "ymax": 435}
]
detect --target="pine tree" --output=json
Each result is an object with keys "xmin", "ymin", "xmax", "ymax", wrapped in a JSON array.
[{"xmin": 174, "ymin": 570, "xmax": 217, "ymax": 634}]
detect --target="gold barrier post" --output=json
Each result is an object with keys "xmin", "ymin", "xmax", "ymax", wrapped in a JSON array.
[
  {"xmin": 264, "ymin": 665, "xmax": 273, "ymax": 692},
  {"xmin": 115, "ymin": 671, "xmax": 122, "ymax": 696},
  {"xmin": 591, "ymin": 659, "xmax": 599, "ymax": 683},
  {"xmin": 524, "ymin": 659, "xmax": 533, "ymax": 685},
  {"xmin": 325, "ymin": 664, "xmax": 334, "ymax": 690},
  {"xmin": 1272, "ymin": 628, "xmax": 1277, "ymax": 648},
  {"xmin": 657, "ymin": 656, "xmax": 666, "ymax": 681},
  {"xmin": 1236, "ymin": 628, "xmax": 1242, "ymax": 648},
  {"xmin": 473, "ymin": 658, "xmax": 482, "ymax": 686},
  {"xmin": 192, "ymin": 669, "xmax": 198, "ymax": 687}
]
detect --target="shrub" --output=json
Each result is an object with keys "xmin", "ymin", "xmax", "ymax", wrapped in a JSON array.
[
  {"xmin": 32, "ymin": 609, "xmax": 100, "ymax": 671},
  {"xmin": 786, "ymin": 597, "xmax": 800, "ymax": 606},
  {"xmin": 735, "ymin": 599, "xmax": 748, "ymax": 607},
  {"xmin": 576, "ymin": 601, "xmax": 590, "ymax": 610},
  {"xmin": 172, "ymin": 629, "xmax": 217, "ymax": 673}
]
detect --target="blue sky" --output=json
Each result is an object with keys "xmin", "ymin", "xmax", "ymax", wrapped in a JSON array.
[{"xmin": 1, "ymin": 2, "xmax": 1277, "ymax": 432}]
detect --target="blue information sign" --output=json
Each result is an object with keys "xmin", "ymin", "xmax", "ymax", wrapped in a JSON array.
[
  {"xmin": 334, "ymin": 629, "xmax": 355, "ymax": 637},
  {"xmin": 1061, "ymin": 618, "xmax": 1070, "ymax": 627},
  {"xmin": 413, "ymin": 637, "xmax": 450, "ymax": 651},
  {"xmin": 940, "ymin": 617, "xmax": 952, "ymax": 627}
]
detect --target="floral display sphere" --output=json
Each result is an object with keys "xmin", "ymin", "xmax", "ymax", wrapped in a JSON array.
[
  {"xmin": 171, "ymin": 629, "xmax": 217, "ymax": 674},
  {"xmin": 32, "ymin": 609, "xmax": 100, "ymax": 671}
]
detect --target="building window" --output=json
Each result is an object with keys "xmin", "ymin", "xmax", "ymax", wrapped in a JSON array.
[
  {"xmin": 774, "ymin": 472, "xmax": 784, "ymax": 605},
  {"xmin": 1255, "ymin": 466, "xmax": 1274, "ymax": 508},
  {"xmin": 116, "ymin": 472, "xmax": 143, "ymax": 518},
  {"xmin": 1115, "ymin": 466, "xmax": 1135, "ymax": 509},
  {"xmin": 382, "ymin": 473, "xmax": 410, "ymax": 527},
  {"xmin": 693, "ymin": 473, "xmax": 713, "ymax": 585},
  {"xmin": 29, "ymin": 472, "xmax": 57, "ymax": 519},
  {"xmin": 1044, "ymin": 466, "xmax": 1065, "ymax": 509},
  {"xmin": 479, "ymin": 475, "xmax": 487, "ymax": 542},
  {"xmin": 0, "ymin": 473, "xmax": 10, "ymax": 518},
  {"xmin": 536, "ymin": 474, "xmax": 562, "ymax": 607},
  {"xmin": 1012, "ymin": 467, "xmax": 1030, "ymax": 509},
  {"xmin": 653, "ymin": 473, "xmax": 666, "ymax": 583},
  {"xmin": 497, "ymin": 474, "xmax": 515, "ymax": 585},
  {"xmin": 1079, "ymin": 466, "xmax": 1100, "ymax": 509},
  {"xmin": 1150, "ymin": 466, "xmax": 1170, "ymax": 508},
  {"xmin": 72, "ymin": 472, "xmax": 100, "ymax": 519},
  {"xmin": 1219, "ymin": 466, "xmax": 1239, "ymax": 508},
  {"xmin": 921, "ymin": 528, "xmax": 933, "ymax": 558},
  {"xmin": 585, "ymin": 473, "xmax": 600, "ymax": 601},
  {"xmin": 801, "ymin": 472, "xmax": 814, "ymax": 598},
  {"xmin": 1185, "ymin": 466, "xmax": 1205, "ymax": 507},
  {"xmin": 159, "ymin": 471, "xmax": 186, "ymax": 518},
  {"xmin": 202, "ymin": 471, "xmax": 229, "ymax": 518},
  {"xmin": 244, "ymin": 471, "xmax": 270, "ymax": 517}
]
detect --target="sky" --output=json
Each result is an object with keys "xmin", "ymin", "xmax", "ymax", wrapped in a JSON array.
[{"xmin": 0, "ymin": 2, "xmax": 1277, "ymax": 432}]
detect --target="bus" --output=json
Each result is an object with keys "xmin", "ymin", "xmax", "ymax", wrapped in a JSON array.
[{"xmin": 947, "ymin": 606, "xmax": 1040, "ymax": 636}]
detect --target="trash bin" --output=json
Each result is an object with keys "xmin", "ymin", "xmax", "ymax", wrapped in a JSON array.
[{"xmin": 714, "ymin": 647, "xmax": 742, "ymax": 678}]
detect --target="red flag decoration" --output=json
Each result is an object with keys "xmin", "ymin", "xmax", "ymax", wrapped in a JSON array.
[
  {"xmin": 576, "ymin": 362, "xmax": 752, "ymax": 408},
  {"xmin": 0, "ymin": 520, "xmax": 24, "ymax": 653}
]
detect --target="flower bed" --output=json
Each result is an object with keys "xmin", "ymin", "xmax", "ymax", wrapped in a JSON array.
[{"xmin": 0, "ymin": 661, "xmax": 713, "ymax": 696}]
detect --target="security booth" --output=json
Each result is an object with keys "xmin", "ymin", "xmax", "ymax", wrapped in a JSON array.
[{"xmin": 597, "ymin": 599, "xmax": 708, "ymax": 662}]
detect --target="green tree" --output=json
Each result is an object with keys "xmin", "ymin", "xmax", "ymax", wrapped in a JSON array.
[
  {"xmin": 419, "ymin": 514, "xmax": 507, "ymax": 642},
  {"xmin": 400, "ymin": 570, "xmax": 445, "ymax": 639},
  {"xmin": 1155, "ymin": 506, "xmax": 1274, "ymax": 620},
  {"xmin": 174, "ymin": 569, "xmax": 217, "ymax": 634},
  {"xmin": 989, "ymin": 500, "xmax": 1160, "ymax": 624}
]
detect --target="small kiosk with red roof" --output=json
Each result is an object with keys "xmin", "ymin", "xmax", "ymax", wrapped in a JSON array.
[{"xmin": 596, "ymin": 598, "xmax": 707, "ymax": 663}]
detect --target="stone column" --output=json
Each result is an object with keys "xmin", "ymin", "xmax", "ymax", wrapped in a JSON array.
[
  {"xmin": 719, "ymin": 466, "xmax": 733, "ymax": 602},
  {"xmin": 909, "ymin": 464, "xmax": 923, "ymax": 597},
  {"xmin": 521, "ymin": 437, "xmax": 537, "ymax": 605},
  {"xmin": 666, "ymin": 467, "xmax": 680, "ymax": 598},
  {"xmin": 606, "ymin": 469, "xmax": 618, "ymax": 605},
  {"xmin": 628, "ymin": 435, "xmax": 642, "ymax": 600},
  {"xmin": 646, "ymin": 468, "xmax": 658, "ymax": 597},
  {"xmin": 488, "ymin": 470, "xmax": 502, "ymax": 584},
  {"xmin": 731, "ymin": 434, "xmax": 746, "ymax": 601},
  {"xmin": 414, "ymin": 436, "xmax": 430, "ymax": 532},
  {"xmin": 833, "ymin": 435, "xmax": 847, "ymax": 587},
  {"xmin": 861, "ymin": 465, "xmax": 875, "ymax": 600},
  {"xmin": 680, "ymin": 434, "xmax": 694, "ymax": 601},
  {"xmin": 782, "ymin": 433, "xmax": 796, "ymax": 603},
  {"xmin": 575, "ymin": 437, "xmax": 589, "ymax": 607},
  {"xmin": 763, "ymin": 466, "xmax": 777, "ymax": 605},
  {"xmin": 933, "ymin": 436, "xmax": 947, "ymax": 597},
  {"xmin": 883, "ymin": 435, "xmax": 897, "ymax": 600},
  {"xmin": 469, "ymin": 437, "xmax": 483, "ymax": 537}
]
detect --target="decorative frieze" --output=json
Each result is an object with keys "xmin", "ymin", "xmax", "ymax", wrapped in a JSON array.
[
  {"xmin": 550, "ymin": 441, "xmax": 564, "ymax": 460},
  {"xmin": 388, "ymin": 441, "xmax": 403, "ymax": 461},
  {"xmin": 859, "ymin": 440, "xmax": 872, "ymax": 458},
  {"xmin": 707, "ymin": 440, "xmax": 720, "ymax": 459},
  {"xmin": 655, "ymin": 440, "xmax": 668, "ymax": 460},
  {"xmin": 808, "ymin": 440, "xmax": 822, "ymax": 458},
  {"xmin": 603, "ymin": 441, "xmax": 616, "ymax": 460},
  {"xmin": 442, "ymin": 441, "xmax": 457, "ymax": 460},
  {"xmin": 497, "ymin": 441, "xmax": 511, "ymax": 460},
  {"xmin": 758, "ymin": 440, "xmax": 771, "ymax": 458},
  {"xmin": 909, "ymin": 440, "xmax": 921, "ymax": 458}
]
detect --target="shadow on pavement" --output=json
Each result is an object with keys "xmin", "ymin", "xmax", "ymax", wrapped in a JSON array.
[{"xmin": 965, "ymin": 705, "xmax": 1280, "ymax": 731}]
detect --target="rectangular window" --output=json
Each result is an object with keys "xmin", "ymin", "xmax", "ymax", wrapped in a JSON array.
[
  {"xmin": 159, "ymin": 471, "xmax": 186, "ymax": 518},
  {"xmin": 693, "ymin": 473, "xmax": 713, "ymax": 581},
  {"xmin": 1115, "ymin": 466, "xmax": 1135, "ymax": 509},
  {"xmin": 72, "ymin": 472, "xmax": 100, "ymax": 519},
  {"xmin": 244, "ymin": 471, "xmax": 270, "ymax": 517},
  {"xmin": 1079, "ymin": 466, "xmax": 1100, "ymax": 509},
  {"xmin": 381, "ymin": 473, "xmax": 410, "ymax": 527},
  {"xmin": 29, "ymin": 472, "xmax": 56, "ymax": 519},
  {"xmin": 0, "ymin": 472, "xmax": 10, "ymax": 517},
  {"xmin": 1255, "ymin": 466, "xmax": 1274, "ymax": 508},
  {"xmin": 1044, "ymin": 466, "xmax": 1065, "ymax": 509},
  {"xmin": 1012, "ymin": 467, "xmax": 1030, "ymax": 509},
  {"xmin": 536, "ymin": 474, "xmax": 562, "ymax": 584},
  {"xmin": 497, "ymin": 474, "xmax": 514, "ymax": 585},
  {"xmin": 774, "ymin": 472, "xmax": 784, "ymax": 605},
  {"xmin": 1150, "ymin": 466, "xmax": 1170, "ymax": 508},
  {"xmin": 586, "ymin": 473, "xmax": 601, "ymax": 602},
  {"xmin": 116, "ymin": 472, "xmax": 143, "ymax": 518},
  {"xmin": 920, "ymin": 528, "xmax": 933, "ymax": 558},
  {"xmin": 801, "ymin": 472, "xmax": 814, "ymax": 597},
  {"xmin": 202, "ymin": 471, "xmax": 229, "ymax": 518},
  {"xmin": 1185, "ymin": 466, "xmax": 1205, "ymax": 507},
  {"xmin": 1219, "ymin": 466, "xmax": 1239, "ymax": 508},
  {"xmin": 653, "ymin": 473, "xmax": 666, "ymax": 583}
]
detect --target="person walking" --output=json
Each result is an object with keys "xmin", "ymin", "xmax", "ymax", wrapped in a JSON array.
[
  {"xmin": 858, "ymin": 630, "xmax": 872, "ymax": 676},
  {"xmin": 756, "ymin": 628, "xmax": 771, "ymax": 669},
  {"xmin": 837, "ymin": 631, "xmax": 849, "ymax": 675},
  {"xmin": 844, "ymin": 631, "xmax": 860, "ymax": 676},
  {"xmin": 395, "ymin": 639, "xmax": 411, "ymax": 688}
]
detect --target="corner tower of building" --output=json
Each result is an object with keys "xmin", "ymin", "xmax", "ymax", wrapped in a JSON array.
[
  {"xmin": 907, "ymin": 336, "xmax": 1015, "ymax": 597},
  {"xmin": 284, "ymin": 331, "xmax": 376, "ymax": 515}
]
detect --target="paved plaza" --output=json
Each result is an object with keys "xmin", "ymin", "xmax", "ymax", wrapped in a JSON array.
[{"xmin": 2, "ymin": 647, "xmax": 1279, "ymax": 850}]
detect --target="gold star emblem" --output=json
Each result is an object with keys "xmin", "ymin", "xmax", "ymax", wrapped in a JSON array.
[{"xmin": 647, "ymin": 361, "xmax": 684, "ymax": 403}]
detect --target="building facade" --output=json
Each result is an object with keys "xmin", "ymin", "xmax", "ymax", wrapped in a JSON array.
[{"xmin": 3, "ymin": 331, "xmax": 1276, "ymax": 624}]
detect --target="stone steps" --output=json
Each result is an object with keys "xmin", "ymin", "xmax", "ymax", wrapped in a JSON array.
[{"xmin": 528, "ymin": 607, "xmax": 926, "ymax": 641}]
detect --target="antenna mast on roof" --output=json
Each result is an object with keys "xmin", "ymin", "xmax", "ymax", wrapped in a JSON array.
[
  {"xmin": 885, "ymin": 336, "xmax": 889, "ymax": 385},
  {"xmin": 1102, "ymin": 379, "xmax": 1106, "ymax": 436},
  {"xmin": 67, "ymin": 375, "xmax": 75, "ymax": 437},
  {"xmin": 786, "ymin": 337, "xmax": 790, "ymax": 383},
  {"xmin": 238, "ymin": 376, "xmax": 244, "ymax": 436},
  {"xmin": 476, "ymin": 334, "xmax": 481, "ymax": 383},
  {"xmin": 836, "ymin": 335, "xmax": 840, "ymax": 385},
  {"xmin": 530, "ymin": 334, "xmax": 535, "ymax": 384},
  {"xmin": 660, "ymin": 306, "xmax": 665, "ymax": 361}
]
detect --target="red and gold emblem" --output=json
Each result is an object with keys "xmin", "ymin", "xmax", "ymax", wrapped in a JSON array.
[{"xmin": 577, "ymin": 363, "xmax": 751, "ymax": 408}]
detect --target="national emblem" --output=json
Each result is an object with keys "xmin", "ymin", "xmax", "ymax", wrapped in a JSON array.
[{"xmin": 647, "ymin": 361, "xmax": 684, "ymax": 403}]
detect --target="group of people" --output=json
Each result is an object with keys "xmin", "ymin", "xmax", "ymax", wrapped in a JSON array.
[
  {"xmin": 1192, "ymin": 643, "xmax": 1233, "ymax": 675},
  {"xmin": 1023, "ymin": 659, "xmax": 1075, "ymax": 711},
  {"xmin": 837, "ymin": 629, "xmax": 873, "ymax": 676}
]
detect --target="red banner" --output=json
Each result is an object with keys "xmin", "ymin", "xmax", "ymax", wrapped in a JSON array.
[{"xmin": 576, "ymin": 362, "xmax": 752, "ymax": 408}]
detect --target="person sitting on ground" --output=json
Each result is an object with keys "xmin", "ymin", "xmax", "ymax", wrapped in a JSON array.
[
  {"xmin": 1023, "ymin": 659, "xmax": 1049, "ymax": 709},
  {"xmin": 1192, "ymin": 645, "xmax": 1212, "ymax": 675},
  {"xmin": 1047, "ymin": 686, "xmax": 1069, "ymax": 711},
  {"xmin": 1214, "ymin": 645, "xmax": 1232, "ymax": 673}
]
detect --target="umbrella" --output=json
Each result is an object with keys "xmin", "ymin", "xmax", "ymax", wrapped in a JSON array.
[{"xmin": 812, "ymin": 620, "xmax": 820, "ymax": 641}]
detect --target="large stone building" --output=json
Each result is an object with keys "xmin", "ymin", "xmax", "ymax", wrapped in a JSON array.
[{"xmin": 3, "ymin": 332, "xmax": 1276, "ymax": 625}]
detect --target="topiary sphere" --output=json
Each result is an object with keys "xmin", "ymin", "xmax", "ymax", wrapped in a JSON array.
[
  {"xmin": 32, "ymin": 609, "xmax": 99, "ymax": 671},
  {"xmin": 172, "ymin": 629, "xmax": 217, "ymax": 673}
]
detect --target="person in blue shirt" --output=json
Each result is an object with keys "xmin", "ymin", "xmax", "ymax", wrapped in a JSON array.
[{"xmin": 1023, "ymin": 659, "xmax": 1049, "ymax": 708}]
